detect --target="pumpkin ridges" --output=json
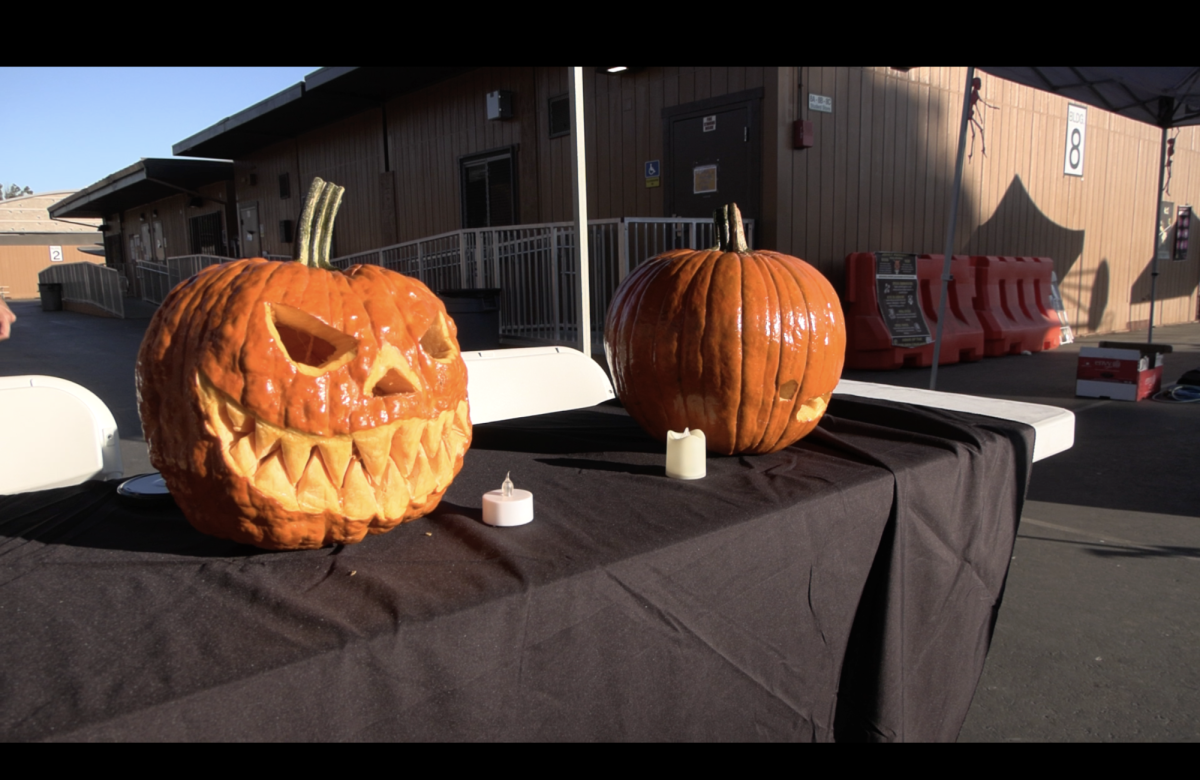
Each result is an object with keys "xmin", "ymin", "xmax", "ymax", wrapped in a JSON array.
[
  {"xmin": 622, "ymin": 251, "xmax": 689, "ymax": 441},
  {"xmin": 739, "ymin": 252, "xmax": 777, "ymax": 453},
  {"xmin": 701, "ymin": 251, "xmax": 743, "ymax": 453},
  {"xmin": 752, "ymin": 253, "xmax": 807, "ymax": 452},
  {"xmin": 676, "ymin": 250, "xmax": 722, "ymax": 442}
]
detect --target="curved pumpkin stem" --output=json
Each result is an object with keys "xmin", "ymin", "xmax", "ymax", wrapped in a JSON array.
[
  {"xmin": 295, "ymin": 177, "xmax": 345, "ymax": 270},
  {"xmin": 712, "ymin": 203, "xmax": 749, "ymax": 253}
]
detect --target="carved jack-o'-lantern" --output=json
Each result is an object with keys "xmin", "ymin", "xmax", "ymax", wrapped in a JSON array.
[{"xmin": 136, "ymin": 179, "xmax": 471, "ymax": 550}]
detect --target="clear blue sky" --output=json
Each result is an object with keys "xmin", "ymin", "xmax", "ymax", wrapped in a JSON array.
[{"xmin": 1, "ymin": 67, "xmax": 319, "ymax": 194}]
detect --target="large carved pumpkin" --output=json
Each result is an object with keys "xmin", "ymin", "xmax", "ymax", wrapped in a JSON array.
[
  {"xmin": 604, "ymin": 204, "xmax": 845, "ymax": 455},
  {"xmin": 136, "ymin": 179, "xmax": 471, "ymax": 550}
]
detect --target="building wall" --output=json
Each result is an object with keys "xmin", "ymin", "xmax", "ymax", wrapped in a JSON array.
[
  {"xmin": 219, "ymin": 66, "xmax": 1199, "ymax": 336},
  {"xmin": 0, "ymin": 244, "xmax": 105, "ymax": 299},
  {"xmin": 772, "ymin": 66, "xmax": 1200, "ymax": 337}
]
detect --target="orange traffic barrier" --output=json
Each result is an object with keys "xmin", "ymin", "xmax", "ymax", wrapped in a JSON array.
[
  {"xmin": 1011, "ymin": 256, "xmax": 1063, "ymax": 351},
  {"xmin": 844, "ymin": 252, "xmax": 983, "ymax": 370},
  {"xmin": 917, "ymin": 254, "xmax": 986, "ymax": 364},
  {"xmin": 970, "ymin": 256, "xmax": 1054, "ymax": 356}
]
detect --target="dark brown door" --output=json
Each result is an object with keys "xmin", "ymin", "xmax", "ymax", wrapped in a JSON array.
[{"xmin": 665, "ymin": 89, "xmax": 762, "ymax": 223}]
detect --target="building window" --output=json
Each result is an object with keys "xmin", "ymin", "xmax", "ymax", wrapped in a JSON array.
[
  {"xmin": 549, "ymin": 95, "xmax": 570, "ymax": 138},
  {"xmin": 279, "ymin": 173, "xmax": 291, "ymax": 200},
  {"xmin": 189, "ymin": 212, "xmax": 226, "ymax": 256},
  {"xmin": 461, "ymin": 149, "xmax": 516, "ymax": 229}
]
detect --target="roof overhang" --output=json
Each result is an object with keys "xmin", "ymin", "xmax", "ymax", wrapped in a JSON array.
[
  {"xmin": 172, "ymin": 67, "xmax": 477, "ymax": 159},
  {"xmin": 979, "ymin": 67, "xmax": 1200, "ymax": 128},
  {"xmin": 49, "ymin": 159, "xmax": 234, "ymax": 220}
]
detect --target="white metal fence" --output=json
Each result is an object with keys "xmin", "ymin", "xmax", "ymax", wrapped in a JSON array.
[
  {"xmin": 135, "ymin": 218, "xmax": 752, "ymax": 347},
  {"xmin": 333, "ymin": 217, "xmax": 753, "ymax": 347},
  {"xmin": 37, "ymin": 262, "xmax": 125, "ymax": 318}
]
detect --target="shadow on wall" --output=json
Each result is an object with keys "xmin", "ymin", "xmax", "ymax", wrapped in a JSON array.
[
  {"xmin": 1088, "ymin": 260, "xmax": 1110, "ymax": 331},
  {"xmin": 960, "ymin": 175, "xmax": 1086, "ymax": 322},
  {"xmin": 1128, "ymin": 248, "xmax": 1200, "ymax": 317}
]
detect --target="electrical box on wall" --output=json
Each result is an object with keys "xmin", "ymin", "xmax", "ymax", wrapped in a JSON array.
[
  {"xmin": 793, "ymin": 119, "xmax": 814, "ymax": 149},
  {"xmin": 487, "ymin": 90, "xmax": 514, "ymax": 120}
]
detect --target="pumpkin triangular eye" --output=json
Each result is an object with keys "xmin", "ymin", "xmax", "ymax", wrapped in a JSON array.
[
  {"xmin": 372, "ymin": 368, "xmax": 418, "ymax": 396},
  {"xmin": 267, "ymin": 303, "xmax": 358, "ymax": 375},
  {"xmin": 420, "ymin": 311, "xmax": 458, "ymax": 362}
]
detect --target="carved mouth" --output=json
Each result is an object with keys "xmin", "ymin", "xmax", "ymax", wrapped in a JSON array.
[{"xmin": 197, "ymin": 374, "xmax": 470, "ymax": 522}]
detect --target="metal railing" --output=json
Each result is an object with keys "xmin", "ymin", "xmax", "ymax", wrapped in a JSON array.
[
  {"xmin": 37, "ymin": 262, "xmax": 125, "ymax": 318},
  {"xmin": 138, "ymin": 255, "xmax": 238, "ymax": 305},
  {"xmin": 332, "ymin": 216, "xmax": 752, "ymax": 347}
]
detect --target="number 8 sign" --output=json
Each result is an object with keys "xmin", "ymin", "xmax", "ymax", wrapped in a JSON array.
[{"xmin": 1065, "ymin": 104, "xmax": 1087, "ymax": 177}]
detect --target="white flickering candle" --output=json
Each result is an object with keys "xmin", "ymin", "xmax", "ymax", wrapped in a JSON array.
[
  {"xmin": 665, "ymin": 428, "xmax": 706, "ymax": 480},
  {"xmin": 482, "ymin": 471, "xmax": 534, "ymax": 526}
]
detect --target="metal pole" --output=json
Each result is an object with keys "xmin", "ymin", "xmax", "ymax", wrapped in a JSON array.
[
  {"xmin": 569, "ymin": 67, "xmax": 591, "ymax": 357},
  {"xmin": 930, "ymin": 66, "xmax": 975, "ymax": 391},
  {"xmin": 1149, "ymin": 126, "xmax": 1168, "ymax": 344}
]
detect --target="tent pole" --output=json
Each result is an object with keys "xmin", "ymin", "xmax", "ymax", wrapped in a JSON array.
[
  {"xmin": 930, "ymin": 66, "xmax": 975, "ymax": 391},
  {"xmin": 1148, "ymin": 126, "xmax": 1168, "ymax": 345},
  {"xmin": 569, "ymin": 67, "xmax": 591, "ymax": 358}
]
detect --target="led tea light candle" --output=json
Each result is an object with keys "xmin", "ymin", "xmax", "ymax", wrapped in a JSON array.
[
  {"xmin": 482, "ymin": 471, "xmax": 534, "ymax": 527},
  {"xmin": 665, "ymin": 428, "xmax": 706, "ymax": 480}
]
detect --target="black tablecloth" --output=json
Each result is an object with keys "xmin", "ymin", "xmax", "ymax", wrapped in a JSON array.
[{"xmin": 0, "ymin": 397, "xmax": 1032, "ymax": 742}]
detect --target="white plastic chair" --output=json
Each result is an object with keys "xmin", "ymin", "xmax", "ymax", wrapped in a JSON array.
[
  {"xmin": 0, "ymin": 375, "xmax": 124, "ymax": 494},
  {"xmin": 462, "ymin": 346, "xmax": 615, "ymax": 425}
]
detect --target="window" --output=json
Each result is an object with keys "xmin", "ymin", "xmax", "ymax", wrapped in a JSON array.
[
  {"xmin": 279, "ymin": 173, "xmax": 291, "ymax": 200},
  {"xmin": 461, "ymin": 149, "xmax": 516, "ymax": 229},
  {"xmin": 549, "ymin": 94, "xmax": 570, "ymax": 138},
  {"xmin": 189, "ymin": 212, "xmax": 226, "ymax": 256}
]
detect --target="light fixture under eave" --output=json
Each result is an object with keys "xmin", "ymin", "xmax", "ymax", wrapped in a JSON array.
[{"xmin": 606, "ymin": 66, "xmax": 627, "ymax": 73}]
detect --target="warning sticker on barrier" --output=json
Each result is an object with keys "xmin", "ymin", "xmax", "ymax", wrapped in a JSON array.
[{"xmin": 875, "ymin": 252, "xmax": 932, "ymax": 348}]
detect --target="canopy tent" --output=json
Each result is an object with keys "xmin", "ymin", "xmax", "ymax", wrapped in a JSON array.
[{"xmin": 929, "ymin": 67, "xmax": 1200, "ymax": 388}]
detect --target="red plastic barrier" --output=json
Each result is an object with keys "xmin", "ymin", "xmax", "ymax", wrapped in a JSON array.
[
  {"xmin": 1012, "ymin": 257, "xmax": 1063, "ymax": 351},
  {"xmin": 970, "ymin": 256, "xmax": 1053, "ymax": 356},
  {"xmin": 917, "ymin": 254, "xmax": 986, "ymax": 364},
  {"xmin": 843, "ymin": 252, "xmax": 982, "ymax": 370}
]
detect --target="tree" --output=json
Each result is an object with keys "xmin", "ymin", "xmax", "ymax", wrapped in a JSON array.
[{"xmin": 2, "ymin": 184, "xmax": 34, "ymax": 199}]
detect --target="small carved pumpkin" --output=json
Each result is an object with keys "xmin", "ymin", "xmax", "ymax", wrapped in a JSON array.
[
  {"xmin": 136, "ymin": 179, "xmax": 471, "ymax": 550},
  {"xmin": 604, "ymin": 204, "xmax": 845, "ymax": 455}
]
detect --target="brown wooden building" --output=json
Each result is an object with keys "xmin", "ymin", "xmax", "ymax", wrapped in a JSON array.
[
  {"xmin": 0, "ymin": 192, "xmax": 104, "ymax": 300},
  {"xmin": 49, "ymin": 159, "xmax": 235, "ymax": 299},
  {"xmin": 165, "ymin": 66, "xmax": 1199, "ymax": 338}
]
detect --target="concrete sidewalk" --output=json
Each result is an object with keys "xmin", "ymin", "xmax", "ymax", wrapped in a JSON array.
[{"xmin": 2, "ymin": 297, "xmax": 1198, "ymax": 741}]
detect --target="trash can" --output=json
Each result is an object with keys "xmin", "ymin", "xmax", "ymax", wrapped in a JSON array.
[
  {"xmin": 437, "ymin": 288, "xmax": 501, "ymax": 351},
  {"xmin": 38, "ymin": 282, "xmax": 63, "ymax": 312}
]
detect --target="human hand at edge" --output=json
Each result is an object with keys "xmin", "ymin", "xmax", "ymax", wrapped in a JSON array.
[{"xmin": 0, "ymin": 299, "xmax": 15, "ymax": 340}]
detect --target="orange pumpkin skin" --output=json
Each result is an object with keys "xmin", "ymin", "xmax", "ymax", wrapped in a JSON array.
[
  {"xmin": 136, "ymin": 258, "xmax": 472, "ymax": 550},
  {"xmin": 604, "ymin": 248, "xmax": 845, "ymax": 455}
]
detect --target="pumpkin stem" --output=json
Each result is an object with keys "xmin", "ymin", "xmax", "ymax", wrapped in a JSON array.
[
  {"xmin": 295, "ymin": 177, "xmax": 345, "ymax": 270},
  {"xmin": 712, "ymin": 203, "xmax": 749, "ymax": 253}
]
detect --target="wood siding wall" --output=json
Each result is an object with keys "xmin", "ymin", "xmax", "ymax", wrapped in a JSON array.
[
  {"xmin": 0, "ymin": 246, "xmax": 105, "ymax": 300},
  {"xmin": 773, "ymin": 66, "xmax": 1200, "ymax": 337},
  {"xmin": 226, "ymin": 66, "xmax": 1198, "ymax": 336}
]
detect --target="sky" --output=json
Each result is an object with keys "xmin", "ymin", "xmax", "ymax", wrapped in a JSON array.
[{"xmin": 1, "ymin": 67, "xmax": 320, "ymax": 194}]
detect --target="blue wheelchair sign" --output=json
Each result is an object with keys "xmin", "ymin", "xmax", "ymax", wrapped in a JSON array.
[{"xmin": 645, "ymin": 160, "xmax": 660, "ymax": 178}]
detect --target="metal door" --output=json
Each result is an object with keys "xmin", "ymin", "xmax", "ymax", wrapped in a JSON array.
[
  {"xmin": 665, "ymin": 91, "xmax": 761, "ymax": 223},
  {"xmin": 239, "ymin": 203, "xmax": 260, "ymax": 258}
]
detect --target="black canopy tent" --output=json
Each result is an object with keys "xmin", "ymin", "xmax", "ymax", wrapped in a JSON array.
[{"xmin": 929, "ymin": 67, "xmax": 1200, "ymax": 388}]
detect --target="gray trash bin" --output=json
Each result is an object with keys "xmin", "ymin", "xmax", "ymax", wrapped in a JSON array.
[
  {"xmin": 38, "ymin": 283, "xmax": 63, "ymax": 312},
  {"xmin": 437, "ymin": 289, "xmax": 501, "ymax": 351}
]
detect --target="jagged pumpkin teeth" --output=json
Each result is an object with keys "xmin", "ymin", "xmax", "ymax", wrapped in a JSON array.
[
  {"xmin": 229, "ymin": 433, "xmax": 259, "ymax": 477},
  {"xmin": 280, "ymin": 432, "xmax": 315, "ymax": 484},
  {"xmin": 408, "ymin": 448, "xmax": 437, "ymax": 500},
  {"xmin": 430, "ymin": 443, "xmax": 453, "ymax": 491},
  {"xmin": 390, "ymin": 420, "xmax": 425, "ymax": 475},
  {"xmin": 255, "ymin": 419, "xmax": 284, "ymax": 459},
  {"xmin": 376, "ymin": 460, "xmax": 410, "ymax": 519},
  {"xmin": 316, "ymin": 438, "xmax": 353, "ymax": 487},
  {"xmin": 795, "ymin": 393, "xmax": 829, "ymax": 423},
  {"xmin": 353, "ymin": 426, "xmax": 394, "ymax": 482},
  {"xmin": 296, "ymin": 452, "xmax": 340, "ymax": 512},
  {"xmin": 455, "ymin": 400, "xmax": 470, "ymax": 433},
  {"xmin": 421, "ymin": 413, "xmax": 447, "ymax": 456},
  {"xmin": 341, "ymin": 460, "xmax": 378, "ymax": 520},
  {"xmin": 256, "ymin": 451, "xmax": 298, "ymax": 511},
  {"xmin": 223, "ymin": 399, "xmax": 252, "ymax": 433}
]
